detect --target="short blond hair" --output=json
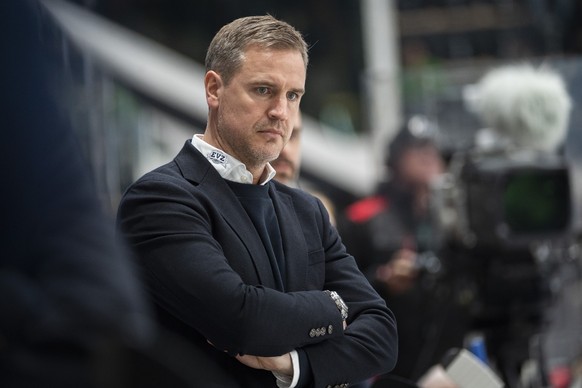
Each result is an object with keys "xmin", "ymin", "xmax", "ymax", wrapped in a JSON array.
[{"xmin": 205, "ymin": 15, "xmax": 309, "ymax": 84}]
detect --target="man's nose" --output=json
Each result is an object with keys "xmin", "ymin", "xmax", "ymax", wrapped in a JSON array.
[{"xmin": 268, "ymin": 95, "xmax": 289, "ymax": 121}]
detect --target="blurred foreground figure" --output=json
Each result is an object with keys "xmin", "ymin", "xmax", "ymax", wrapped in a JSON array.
[{"xmin": 0, "ymin": 1, "xmax": 156, "ymax": 386}]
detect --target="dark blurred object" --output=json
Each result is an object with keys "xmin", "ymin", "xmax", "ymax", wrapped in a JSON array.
[
  {"xmin": 0, "ymin": 0, "xmax": 155, "ymax": 386},
  {"xmin": 371, "ymin": 374, "xmax": 419, "ymax": 388},
  {"xmin": 433, "ymin": 150, "xmax": 571, "ymax": 251}
]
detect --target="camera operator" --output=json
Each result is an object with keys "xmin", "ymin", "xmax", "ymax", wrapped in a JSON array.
[{"xmin": 339, "ymin": 116, "xmax": 464, "ymax": 384}]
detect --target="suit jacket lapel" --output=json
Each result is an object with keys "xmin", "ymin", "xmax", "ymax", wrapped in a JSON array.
[
  {"xmin": 174, "ymin": 141, "xmax": 277, "ymax": 288},
  {"xmin": 270, "ymin": 186, "xmax": 308, "ymax": 291}
]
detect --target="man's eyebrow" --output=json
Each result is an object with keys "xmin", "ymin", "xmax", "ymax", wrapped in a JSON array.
[
  {"xmin": 290, "ymin": 87, "xmax": 305, "ymax": 95},
  {"xmin": 248, "ymin": 79, "xmax": 304, "ymax": 95}
]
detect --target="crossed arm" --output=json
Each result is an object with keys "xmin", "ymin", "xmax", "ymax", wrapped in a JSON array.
[{"xmin": 117, "ymin": 175, "xmax": 397, "ymax": 384}]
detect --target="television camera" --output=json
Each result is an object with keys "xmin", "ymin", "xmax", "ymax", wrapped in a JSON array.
[{"xmin": 421, "ymin": 64, "xmax": 577, "ymax": 386}]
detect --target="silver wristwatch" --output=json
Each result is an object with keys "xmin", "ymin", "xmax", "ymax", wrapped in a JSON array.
[{"xmin": 324, "ymin": 290, "xmax": 348, "ymax": 321}]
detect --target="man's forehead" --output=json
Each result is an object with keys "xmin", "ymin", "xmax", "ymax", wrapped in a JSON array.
[
  {"xmin": 241, "ymin": 47, "xmax": 305, "ymax": 75},
  {"xmin": 243, "ymin": 44, "xmax": 307, "ymax": 66}
]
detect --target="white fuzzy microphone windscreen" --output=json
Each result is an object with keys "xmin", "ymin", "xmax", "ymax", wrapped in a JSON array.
[{"xmin": 470, "ymin": 64, "xmax": 572, "ymax": 153}]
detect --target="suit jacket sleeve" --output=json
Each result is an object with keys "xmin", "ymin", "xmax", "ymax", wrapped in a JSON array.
[{"xmin": 296, "ymin": 196, "xmax": 398, "ymax": 386}]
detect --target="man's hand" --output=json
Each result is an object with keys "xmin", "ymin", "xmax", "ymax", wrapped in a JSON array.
[
  {"xmin": 235, "ymin": 352, "xmax": 293, "ymax": 376},
  {"xmin": 208, "ymin": 341, "xmax": 293, "ymax": 376},
  {"xmin": 376, "ymin": 248, "xmax": 419, "ymax": 294}
]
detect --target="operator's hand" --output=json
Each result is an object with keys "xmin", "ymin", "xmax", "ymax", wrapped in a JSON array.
[
  {"xmin": 376, "ymin": 248, "xmax": 419, "ymax": 294},
  {"xmin": 235, "ymin": 352, "xmax": 293, "ymax": 376}
]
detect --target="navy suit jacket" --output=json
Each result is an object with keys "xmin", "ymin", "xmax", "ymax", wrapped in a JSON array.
[{"xmin": 117, "ymin": 140, "xmax": 398, "ymax": 387}]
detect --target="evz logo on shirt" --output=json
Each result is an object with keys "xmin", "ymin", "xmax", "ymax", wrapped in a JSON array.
[{"xmin": 208, "ymin": 151, "xmax": 227, "ymax": 166}]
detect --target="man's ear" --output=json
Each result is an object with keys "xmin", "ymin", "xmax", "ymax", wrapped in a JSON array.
[{"xmin": 205, "ymin": 71, "xmax": 222, "ymax": 109}]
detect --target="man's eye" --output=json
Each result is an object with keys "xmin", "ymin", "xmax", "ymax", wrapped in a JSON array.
[
  {"xmin": 256, "ymin": 87, "xmax": 270, "ymax": 95},
  {"xmin": 287, "ymin": 92, "xmax": 299, "ymax": 101}
]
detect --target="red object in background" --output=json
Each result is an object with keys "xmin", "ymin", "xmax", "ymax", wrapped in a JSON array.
[{"xmin": 550, "ymin": 366, "xmax": 571, "ymax": 388}]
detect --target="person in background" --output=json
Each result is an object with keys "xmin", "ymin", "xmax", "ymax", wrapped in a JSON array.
[
  {"xmin": 272, "ymin": 112, "xmax": 337, "ymax": 226},
  {"xmin": 117, "ymin": 15, "xmax": 397, "ymax": 388},
  {"xmin": 339, "ymin": 116, "xmax": 462, "ymax": 384},
  {"xmin": 271, "ymin": 111, "xmax": 303, "ymax": 187}
]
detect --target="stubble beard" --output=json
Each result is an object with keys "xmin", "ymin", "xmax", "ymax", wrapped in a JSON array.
[{"xmin": 216, "ymin": 111, "xmax": 284, "ymax": 171}]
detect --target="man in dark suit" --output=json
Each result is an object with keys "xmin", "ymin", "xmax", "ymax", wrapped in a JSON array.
[{"xmin": 117, "ymin": 15, "xmax": 397, "ymax": 388}]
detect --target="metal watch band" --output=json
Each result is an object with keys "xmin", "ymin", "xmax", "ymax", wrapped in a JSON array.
[{"xmin": 324, "ymin": 290, "xmax": 348, "ymax": 321}]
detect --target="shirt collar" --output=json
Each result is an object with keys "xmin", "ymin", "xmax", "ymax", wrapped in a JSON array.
[{"xmin": 191, "ymin": 134, "xmax": 275, "ymax": 185}]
